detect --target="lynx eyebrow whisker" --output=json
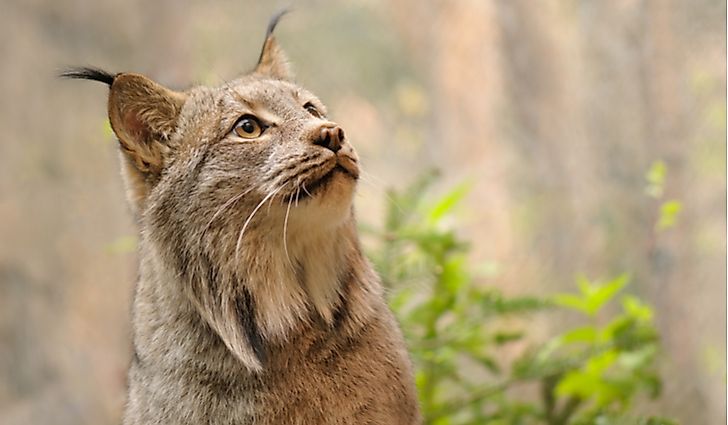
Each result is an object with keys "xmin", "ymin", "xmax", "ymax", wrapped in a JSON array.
[
  {"xmin": 217, "ymin": 73, "xmax": 234, "ymax": 90},
  {"xmin": 231, "ymin": 90, "xmax": 255, "ymax": 109}
]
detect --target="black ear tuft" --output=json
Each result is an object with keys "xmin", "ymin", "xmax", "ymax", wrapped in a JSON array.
[
  {"xmin": 258, "ymin": 8, "xmax": 290, "ymax": 65},
  {"xmin": 60, "ymin": 67, "xmax": 116, "ymax": 86},
  {"xmin": 266, "ymin": 8, "xmax": 290, "ymax": 38}
]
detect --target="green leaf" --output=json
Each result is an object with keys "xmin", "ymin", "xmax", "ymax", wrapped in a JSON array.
[
  {"xmin": 425, "ymin": 182, "xmax": 471, "ymax": 225},
  {"xmin": 556, "ymin": 349, "xmax": 619, "ymax": 402},
  {"xmin": 585, "ymin": 274, "xmax": 630, "ymax": 315},
  {"xmin": 105, "ymin": 235, "xmax": 137, "ymax": 254},
  {"xmin": 560, "ymin": 326, "xmax": 599, "ymax": 344},
  {"xmin": 645, "ymin": 160, "xmax": 666, "ymax": 198},
  {"xmin": 415, "ymin": 369, "xmax": 428, "ymax": 391},
  {"xmin": 472, "ymin": 354, "xmax": 501, "ymax": 373},
  {"xmin": 431, "ymin": 417, "xmax": 452, "ymax": 425},
  {"xmin": 618, "ymin": 346, "xmax": 657, "ymax": 370},
  {"xmin": 102, "ymin": 119, "xmax": 115, "ymax": 141},
  {"xmin": 556, "ymin": 274, "xmax": 629, "ymax": 317},
  {"xmin": 440, "ymin": 255, "xmax": 469, "ymax": 293},
  {"xmin": 656, "ymin": 200, "xmax": 682, "ymax": 230},
  {"xmin": 492, "ymin": 331, "xmax": 525, "ymax": 345},
  {"xmin": 622, "ymin": 296, "xmax": 654, "ymax": 322},
  {"xmin": 586, "ymin": 349, "xmax": 619, "ymax": 374},
  {"xmin": 553, "ymin": 293, "xmax": 592, "ymax": 315}
]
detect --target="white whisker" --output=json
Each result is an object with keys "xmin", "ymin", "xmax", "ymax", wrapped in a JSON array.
[
  {"xmin": 360, "ymin": 169, "xmax": 381, "ymax": 184},
  {"xmin": 283, "ymin": 190, "xmax": 294, "ymax": 268},
  {"xmin": 294, "ymin": 176, "xmax": 303, "ymax": 207},
  {"xmin": 235, "ymin": 186, "xmax": 284, "ymax": 262},
  {"xmin": 198, "ymin": 187, "xmax": 254, "ymax": 245},
  {"xmin": 358, "ymin": 171, "xmax": 404, "ymax": 214}
]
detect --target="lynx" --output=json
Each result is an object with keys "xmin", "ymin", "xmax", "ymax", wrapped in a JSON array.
[{"xmin": 63, "ymin": 11, "xmax": 421, "ymax": 425}]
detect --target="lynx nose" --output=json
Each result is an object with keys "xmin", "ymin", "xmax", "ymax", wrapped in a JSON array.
[{"xmin": 313, "ymin": 124, "xmax": 344, "ymax": 153}]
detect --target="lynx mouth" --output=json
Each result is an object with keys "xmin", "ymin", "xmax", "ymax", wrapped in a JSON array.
[{"xmin": 287, "ymin": 164, "xmax": 356, "ymax": 203}]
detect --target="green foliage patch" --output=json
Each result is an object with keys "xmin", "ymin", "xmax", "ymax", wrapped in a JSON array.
[{"xmin": 365, "ymin": 171, "xmax": 678, "ymax": 425}]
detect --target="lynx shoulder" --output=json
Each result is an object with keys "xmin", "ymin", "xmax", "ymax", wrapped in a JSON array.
[{"xmin": 63, "ymin": 11, "xmax": 421, "ymax": 425}]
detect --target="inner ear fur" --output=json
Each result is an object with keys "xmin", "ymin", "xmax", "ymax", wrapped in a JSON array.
[
  {"xmin": 107, "ymin": 73, "xmax": 186, "ymax": 214},
  {"xmin": 255, "ymin": 36, "xmax": 293, "ymax": 80},
  {"xmin": 108, "ymin": 73, "xmax": 186, "ymax": 175}
]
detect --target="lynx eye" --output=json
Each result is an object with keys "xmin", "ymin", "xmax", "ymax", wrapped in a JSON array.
[
  {"xmin": 304, "ymin": 102, "xmax": 322, "ymax": 118},
  {"xmin": 232, "ymin": 115, "xmax": 264, "ymax": 139}
]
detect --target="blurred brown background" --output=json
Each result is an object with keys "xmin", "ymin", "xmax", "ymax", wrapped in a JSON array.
[{"xmin": 1, "ymin": 0, "xmax": 725, "ymax": 424}]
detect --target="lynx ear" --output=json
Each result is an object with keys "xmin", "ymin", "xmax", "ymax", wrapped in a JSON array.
[
  {"xmin": 107, "ymin": 74, "xmax": 186, "ymax": 214},
  {"xmin": 108, "ymin": 73, "xmax": 186, "ymax": 174},
  {"xmin": 254, "ymin": 10, "xmax": 293, "ymax": 80},
  {"xmin": 60, "ymin": 67, "xmax": 187, "ymax": 215}
]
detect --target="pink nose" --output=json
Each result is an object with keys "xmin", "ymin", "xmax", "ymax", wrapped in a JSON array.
[{"xmin": 313, "ymin": 125, "xmax": 345, "ymax": 153}]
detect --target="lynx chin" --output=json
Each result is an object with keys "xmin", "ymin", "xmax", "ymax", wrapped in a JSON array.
[{"xmin": 62, "ymin": 10, "xmax": 421, "ymax": 425}]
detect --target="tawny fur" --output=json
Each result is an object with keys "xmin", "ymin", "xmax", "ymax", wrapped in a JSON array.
[{"xmin": 68, "ymin": 15, "xmax": 421, "ymax": 425}]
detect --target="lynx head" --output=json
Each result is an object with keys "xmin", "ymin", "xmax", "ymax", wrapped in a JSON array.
[
  {"xmin": 63, "ymin": 12, "xmax": 364, "ymax": 371},
  {"xmin": 65, "ymin": 11, "xmax": 358, "ymax": 223}
]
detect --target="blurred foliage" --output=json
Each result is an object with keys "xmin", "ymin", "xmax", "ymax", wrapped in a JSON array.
[
  {"xmin": 645, "ymin": 161, "xmax": 667, "ymax": 199},
  {"xmin": 645, "ymin": 160, "xmax": 682, "ymax": 231},
  {"xmin": 365, "ymin": 171, "xmax": 678, "ymax": 425},
  {"xmin": 105, "ymin": 235, "xmax": 138, "ymax": 254}
]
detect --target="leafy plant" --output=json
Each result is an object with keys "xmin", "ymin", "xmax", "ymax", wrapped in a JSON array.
[
  {"xmin": 364, "ymin": 171, "xmax": 678, "ymax": 425},
  {"xmin": 645, "ymin": 160, "xmax": 682, "ymax": 231}
]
